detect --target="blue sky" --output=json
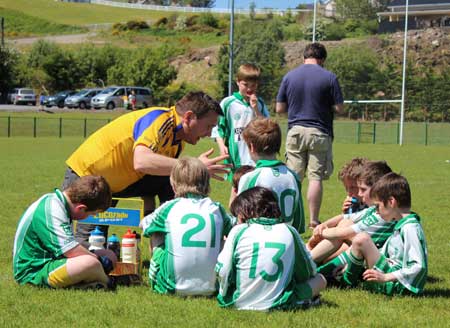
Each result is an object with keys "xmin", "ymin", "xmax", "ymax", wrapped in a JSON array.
[{"xmin": 213, "ymin": 1, "xmax": 311, "ymax": 10}]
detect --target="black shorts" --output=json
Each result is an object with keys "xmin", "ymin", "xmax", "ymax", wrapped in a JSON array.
[{"xmin": 62, "ymin": 167, "xmax": 174, "ymax": 203}]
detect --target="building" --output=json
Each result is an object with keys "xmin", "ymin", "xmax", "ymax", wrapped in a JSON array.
[{"xmin": 378, "ymin": 0, "xmax": 450, "ymax": 32}]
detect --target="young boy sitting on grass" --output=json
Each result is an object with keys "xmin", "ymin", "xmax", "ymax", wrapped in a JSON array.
[
  {"xmin": 13, "ymin": 176, "xmax": 115, "ymax": 290},
  {"xmin": 216, "ymin": 186, "xmax": 326, "ymax": 311},
  {"xmin": 236, "ymin": 117, "xmax": 306, "ymax": 233},
  {"xmin": 310, "ymin": 161, "xmax": 395, "ymax": 269},
  {"xmin": 142, "ymin": 157, "xmax": 233, "ymax": 296},
  {"xmin": 307, "ymin": 157, "xmax": 368, "ymax": 258},
  {"xmin": 339, "ymin": 172, "xmax": 428, "ymax": 295}
]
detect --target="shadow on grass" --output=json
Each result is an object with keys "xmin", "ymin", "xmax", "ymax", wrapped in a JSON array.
[
  {"xmin": 422, "ymin": 288, "xmax": 450, "ymax": 298},
  {"xmin": 427, "ymin": 275, "xmax": 444, "ymax": 284}
]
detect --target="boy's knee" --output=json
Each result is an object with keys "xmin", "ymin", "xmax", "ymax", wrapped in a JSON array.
[{"xmin": 352, "ymin": 232, "xmax": 371, "ymax": 250}]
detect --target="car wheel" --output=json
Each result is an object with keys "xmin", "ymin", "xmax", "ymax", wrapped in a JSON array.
[
  {"xmin": 106, "ymin": 102, "xmax": 115, "ymax": 110},
  {"xmin": 57, "ymin": 102, "xmax": 64, "ymax": 108},
  {"xmin": 142, "ymin": 102, "xmax": 148, "ymax": 109},
  {"xmin": 79, "ymin": 101, "xmax": 86, "ymax": 109}
]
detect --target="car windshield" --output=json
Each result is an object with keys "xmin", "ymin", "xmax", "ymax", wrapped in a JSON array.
[
  {"xmin": 74, "ymin": 89, "xmax": 89, "ymax": 97},
  {"xmin": 99, "ymin": 87, "xmax": 116, "ymax": 95},
  {"xmin": 20, "ymin": 89, "xmax": 34, "ymax": 94}
]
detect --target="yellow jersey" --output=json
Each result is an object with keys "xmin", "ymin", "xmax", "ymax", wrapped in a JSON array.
[{"xmin": 66, "ymin": 106, "xmax": 184, "ymax": 193}]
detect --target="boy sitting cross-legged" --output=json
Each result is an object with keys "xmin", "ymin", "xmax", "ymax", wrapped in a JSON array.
[
  {"xmin": 142, "ymin": 157, "xmax": 233, "ymax": 296},
  {"xmin": 339, "ymin": 173, "xmax": 428, "ymax": 295},
  {"xmin": 312, "ymin": 161, "xmax": 395, "ymax": 275},
  {"xmin": 307, "ymin": 157, "xmax": 368, "ymax": 258},
  {"xmin": 216, "ymin": 186, "xmax": 326, "ymax": 311},
  {"xmin": 236, "ymin": 117, "xmax": 306, "ymax": 233},
  {"xmin": 13, "ymin": 175, "xmax": 115, "ymax": 290}
]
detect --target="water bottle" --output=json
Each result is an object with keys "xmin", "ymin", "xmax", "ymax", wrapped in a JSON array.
[
  {"xmin": 133, "ymin": 230, "xmax": 141, "ymax": 274},
  {"xmin": 107, "ymin": 233, "xmax": 121, "ymax": 261},
  {"xmin": 346, "ymin": 197, "xmax": 359, "ymax": 214},
  {"xmin": 121, "ymin": 229, "xmax": 137, "ymax": 264},
  {"xmin": 88, "ymin": 226, "xmax": 105, "ymax": 251}
]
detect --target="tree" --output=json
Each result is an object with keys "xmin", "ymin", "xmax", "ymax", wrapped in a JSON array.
[
  {"xmin": 0, "ymin": 46, "xmax": 20, "ymax": 101},
  {"xmin": 335, "ymin": 0, "xmax": 378, "ymax": 20},
  {"xmin": 217, "ymin": 20, "xmax": 285, "ymax": 106}
]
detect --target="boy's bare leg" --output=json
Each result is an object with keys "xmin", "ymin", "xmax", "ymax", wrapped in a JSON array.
[
  {"xmin": 350, "ymin": 232, "xmax": 381, "ymax": 267},
  {"xmin": 310, "ymin": 238, "xmax": 343, "ymax": 263},
  {"xmin": 308, "ymin": 274, "xmax": 327, "ymax": 297},
  {"xmin": 322, "ymin": 242, "xmax": 350, "ymax": 263},
  {"xmin": 66, "ymin": 255, "xmax": 109, "ymax": 285}
]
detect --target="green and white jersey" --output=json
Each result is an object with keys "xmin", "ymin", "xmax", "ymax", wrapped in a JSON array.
[
  {"xmin": 238, "ymin": 160, "xmax": 305, "ymax": 233},
  {"xmin": 344, "ymin": 205, "xmax": 371, "ymax": 223},
  {"xmin": 143, "ymin": 194, "xmax": 232, "ymax": 296},
  {"xmin": 216, "ymin": 217, "xmax": 316, "ymax": 311},
  {"xmin": 350, "ymin": 206, "xmax": 396, "ymax": 249},
  {"xmin": 217, "ymin": 92, "xmax": 269, "ymax": 170},
  {"xmin": 380, "ymin": 213, "xmax": 428, "ymax": 294},
  {"xmin": 13, "ymin": 189, "xmax": 77, "ymax": 284}
]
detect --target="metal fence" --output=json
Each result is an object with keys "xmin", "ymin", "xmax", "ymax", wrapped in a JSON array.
[{"xmin": 1, "ymin": 116, "xmax": 449, "ymax": 145}]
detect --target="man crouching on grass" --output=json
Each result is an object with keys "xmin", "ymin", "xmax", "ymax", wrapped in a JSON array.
[{"xmin": 13, "ymin": 176, "xmax": 117, "ymax": 290}]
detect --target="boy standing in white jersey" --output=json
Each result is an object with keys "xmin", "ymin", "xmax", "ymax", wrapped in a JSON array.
[
  {"xmin": 142, "ymin": 157, "xmax": 232, "ymax": 296},
  {"xmin": 340, "ymin": 173, "xmax": 428, "ymax": 295},
  {"xmin": 215, "ymin": 64, "xmax": 269, "ymax": 201},
  {"xmin": 216, "ymin": 187, "xmax": 326, "ymax": 311},
  {"xmin": 237, "ymin": 118, "xmax": 305, "ymax": 233}
]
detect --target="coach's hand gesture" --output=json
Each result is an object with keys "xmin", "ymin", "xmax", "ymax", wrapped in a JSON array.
[{"xmin": 198, "ymin": 148, "xmax": 231, "ymax": 181}]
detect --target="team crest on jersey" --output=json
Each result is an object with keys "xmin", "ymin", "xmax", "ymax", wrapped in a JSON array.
[{"xmin": 233, "ymin": 113, "xmax": 241, "ymax": 120}]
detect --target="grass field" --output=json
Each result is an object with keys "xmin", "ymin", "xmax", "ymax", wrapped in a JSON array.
[{"xmin": 1, "ymin": 124, "xmax": 449, "ymax": 326}]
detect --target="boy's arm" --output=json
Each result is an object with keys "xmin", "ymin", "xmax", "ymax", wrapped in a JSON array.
[
  {"xmin": 313, "ymin": 214, "xmax": 344, "ymax": 237},
  {"xmin": 216, "ymin": 136, "xmax": 228, "ymax": 157},
  {"xmin": 321, "ymin": 225, "xmax": 356, "ymax": 241}
]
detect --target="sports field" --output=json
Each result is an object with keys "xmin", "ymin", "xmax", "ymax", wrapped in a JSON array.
[{"xmin": 0, "ymin": 130, "xmax": 449, "ymax": 327}]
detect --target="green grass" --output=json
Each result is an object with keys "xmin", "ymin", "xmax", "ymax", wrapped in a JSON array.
[
  {"xmin": 0, "ymin": 7, "xmax": 87, "ymax": 37},
  {"xmin": 0, "ymin": 121, "xmax": 450, "ymax": 326},
  {"xmin": 0, "ymin": 0, "xmax": 168, "ymax": 26}
]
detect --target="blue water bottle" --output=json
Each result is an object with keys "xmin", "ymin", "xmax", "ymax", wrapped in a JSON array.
[
  {"xmin": 347, "ymin": 197, "xmax": 359, "ymax": 214},
  {"xmin": 107, "ymin": 233, "xmax": 121, "ymax": 261}
]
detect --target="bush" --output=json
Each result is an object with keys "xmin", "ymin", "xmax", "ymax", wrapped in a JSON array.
[
  {"xmin": 282, "ymin": 24, "xmax": 305, "ymax": 41},
  {"xmin": 154, "ymin": 17, "xmax": 168, "ymax": 27},
  {"xmin": 323, "ymin": 22, "xmax": 346, "ymax": 40},
  {"xmin": 175, "ymin": 16, "xmax": 188, "ymax": 31},
  {"xmin": 198, "ymin": 13, "xmax": 219, "ymax": 29}
]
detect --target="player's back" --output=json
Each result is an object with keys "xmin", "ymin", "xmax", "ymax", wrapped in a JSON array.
[
  {"xmin": 238, "ymin": 161, "xmax": 305, "ymax": 232},
  {"xmin": 163, "ymin": 197, "xmax": 229, "ymax": 295},
  {"xmin": 230, "ymin": 221, "xmax": 296, "ymax": 310}
]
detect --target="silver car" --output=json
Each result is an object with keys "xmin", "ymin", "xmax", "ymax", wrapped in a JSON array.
[
  {"xmin": 7, "ymin": 88, "xmax": 36, "ymax": 105},
  {"xmin": 91, "ymin": 86, "xmax": 152, "ymax": 110},
  {"xmin": 65, "ymin": 88, "xmax": 103, "ymax": 109}
]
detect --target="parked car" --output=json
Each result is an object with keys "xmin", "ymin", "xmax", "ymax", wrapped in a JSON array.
[
  {"xmin": 64, "ymin": 88, "xmax": 103, "ymax": 109},
  {"xmin": 7, "ymin": 88, "xmax": 36, "ymax": 105},
  {"xmin": 91, "ymin": 86, "xmax": 152, "ymax": 110},
  {"xmin": 43, "ymin": 90, "xmax": 77, "ymax": 108}
]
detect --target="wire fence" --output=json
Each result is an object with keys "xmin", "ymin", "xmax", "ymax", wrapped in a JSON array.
[{"xmin": 1, "ymin": 116, "xmax": 449, "ymax": 145}]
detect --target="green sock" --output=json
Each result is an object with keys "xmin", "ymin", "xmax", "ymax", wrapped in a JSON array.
[
  {"xmin": 342, "ymin": 251, "xmax": 365, "ymax": 287},
  {"xmin": 317, "ymin": 252, "xmax": 349, "ymax": 277}
]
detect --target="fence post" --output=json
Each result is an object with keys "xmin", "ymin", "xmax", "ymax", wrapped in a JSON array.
[
  {"xmin": 7, "ymin": 116, "xmax": 11, "ymax": 137},
  {"xmin": 59, "ymin": 117, "xmax": 62, "ymax": 138},
  {"xmin": 83, "ymin": 118, "xmax": 87, "ymax": 138},
  {"xmin": 424, "ymin": 121, "xmax": 428, "ymax": 146},
  {"xmin": 372, "ymin": 122, "xmax": 376, "ymax": 144},
  {"xmin": 356, "ymin": 122, "xmax": 361, "ymax": 144},
  {"xmin": 33, "ymin": 117, "xmax": 37, "ymax": 138}
]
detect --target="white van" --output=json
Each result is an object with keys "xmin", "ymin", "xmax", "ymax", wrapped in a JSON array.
[{"xmin": 90, "ymin": 86, "xmax": 152, "ymax": 110}]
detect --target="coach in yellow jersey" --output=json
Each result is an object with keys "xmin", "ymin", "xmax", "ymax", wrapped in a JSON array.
[{"xmin": 62, "ymin": 91, "xmax": 229, "ymax": 245}]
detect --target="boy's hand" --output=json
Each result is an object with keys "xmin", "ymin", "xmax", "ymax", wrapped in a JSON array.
[
  {"xmin": 313, "ymin": 223, "xmax": 327, "ymax": 238},
  {"xmin": 218, "ymin": 143, "xmax": 229, "ymax": 157},
  {"xmin": 342, "ymin": 196, "xmax": 353, "ymax": 213},
  {"xmin": 249, "ymin": 94, "xmax": 260, "ymax": 115},
  {"xmin": 362, "ymin": 269, "xmax": 387, "ymax": 283}
]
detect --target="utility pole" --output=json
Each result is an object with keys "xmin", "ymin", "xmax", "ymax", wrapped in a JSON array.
[{"xmin": 228, "ymin": 0, "xmax": 235, "ymax": 96}]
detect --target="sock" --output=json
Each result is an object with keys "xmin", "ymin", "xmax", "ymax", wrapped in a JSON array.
[
  {"xmin": 341, "ymin": 251, "xmax": 365, "ymax": 287},
  {"xmin": 317, "ymin": 252, "xmax": 349, "ymax": 277}
]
